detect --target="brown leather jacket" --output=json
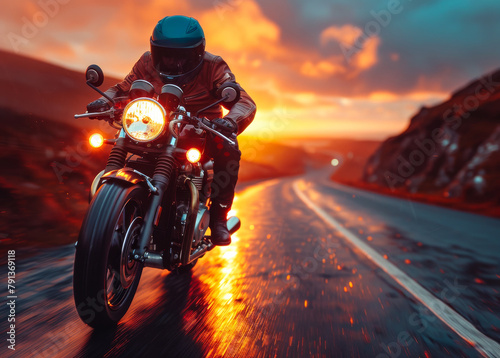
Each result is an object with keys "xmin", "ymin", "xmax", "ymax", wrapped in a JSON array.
[{"xmin": 103, "ymin": 51, "xmax": 256, "ymax": 134}]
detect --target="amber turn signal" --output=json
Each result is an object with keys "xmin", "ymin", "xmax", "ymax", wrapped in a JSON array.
[{"xmin": 89, "ymin": 133, "xmax": 104, "ymax": 148}]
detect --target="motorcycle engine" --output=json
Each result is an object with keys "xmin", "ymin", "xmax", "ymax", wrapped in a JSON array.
[{"xmin": 193, "ymin": 203, "xmax": 210, "ymax": 246}]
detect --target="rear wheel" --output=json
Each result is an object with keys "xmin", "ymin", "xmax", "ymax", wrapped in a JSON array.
[{"xmin": 73, "ymin": 183, "xmax": 148, "ymax": 328}]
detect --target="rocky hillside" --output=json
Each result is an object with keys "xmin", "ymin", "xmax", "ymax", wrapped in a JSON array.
[{"xmin": 363, "ymin": 69, "xmax": 500, "ymax": 204}]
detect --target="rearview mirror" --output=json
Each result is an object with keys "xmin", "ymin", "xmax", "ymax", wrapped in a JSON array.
[
  {"xmin": 85, "ymin": 64, "xmax": 104, "ymax": 87},
  {"xmin": 216, "ymin": 82, "xmax": 241, "ymax": 103}
]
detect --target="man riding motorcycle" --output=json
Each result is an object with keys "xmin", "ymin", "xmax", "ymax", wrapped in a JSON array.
[{"xmin": 87, "ymin": 15, "xmax": 256, "ymax": 246}]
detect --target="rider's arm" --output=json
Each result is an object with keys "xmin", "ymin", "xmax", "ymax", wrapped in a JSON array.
[{"xmin": 209, "ymin": 56, "xmax": 257, "ymax": 135}]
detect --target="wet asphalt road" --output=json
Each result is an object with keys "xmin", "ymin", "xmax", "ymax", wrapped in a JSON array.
[{"xmin": 1, "ymin": 168, "xmax": 500, "ymax": 358}]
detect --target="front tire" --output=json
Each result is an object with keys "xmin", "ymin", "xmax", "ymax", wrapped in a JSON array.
[{"xmin": 73, "ymin": 183, "xmax": 148, "ymax": 328}]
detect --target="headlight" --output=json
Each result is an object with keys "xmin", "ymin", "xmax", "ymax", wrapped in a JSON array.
[{"xmin": 122, "ymin": 98, "xmax": 166, "ymax": 142}]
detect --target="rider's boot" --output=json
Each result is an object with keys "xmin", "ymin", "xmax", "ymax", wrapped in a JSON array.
[{"xmin": 209, "ymin": 202, "xmax": 231, "ymax": 246}]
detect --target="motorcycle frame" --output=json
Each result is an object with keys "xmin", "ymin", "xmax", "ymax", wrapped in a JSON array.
[{"xmin": 96, "ymin": 123, "xmax": 213, "ymax": 271}]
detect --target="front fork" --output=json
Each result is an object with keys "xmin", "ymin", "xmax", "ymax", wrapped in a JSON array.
[
  {"xmin": 105, "ymin": 131, "xmax": 202, "ymax": 267},
  {"xmin": 103, "ymin": 130, "xmax": 178, "ymax": 262},
  {"xmin": 135, "ymin": 146, "xmax": 176, "ymax": 261}
]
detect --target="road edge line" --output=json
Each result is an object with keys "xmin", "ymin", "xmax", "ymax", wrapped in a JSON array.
[{"xmin": 292, "ymin": 180, "xmax": 500, "ymax": 358}]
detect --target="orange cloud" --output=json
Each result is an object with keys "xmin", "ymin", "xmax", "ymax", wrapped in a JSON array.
[
  {"xmin": 320, "ymin": 25, "xmax": 362, "ymax": 46},
  {"xmin": 368, "ymin": 91, "xmax": 399, "ymax": 102},
  {"xmin": 301, "ymin": 24, "xmax": 381, "ymax": 78},
  {"xmin": 352, "ymin": 36, "xmax": 380, "ymax": 71},
  {"xmin": 199, "ymin": 1, "xmax": 281, "ymax": 55},
  {"xmin": 368, "ymin": 91, "xmax": 447, "ymax": 102},
  {"xmin": 300, "ymin": 58, "xmax": 345, "ymax": 78}
]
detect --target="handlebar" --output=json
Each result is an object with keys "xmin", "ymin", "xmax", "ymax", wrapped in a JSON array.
[{"xmin": 75, "ymin": 105, "xmax": 236, "ymax": 146}]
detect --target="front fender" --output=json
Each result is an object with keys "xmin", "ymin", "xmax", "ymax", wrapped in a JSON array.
[{"xmin": 90, "ymin": 168, "xmax": 149, "ymax": 200}]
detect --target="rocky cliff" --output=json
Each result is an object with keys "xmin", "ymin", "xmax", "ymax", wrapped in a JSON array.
[{"xmin": 363, "ymin": 69, "xmax": 500, "ymax": 204}]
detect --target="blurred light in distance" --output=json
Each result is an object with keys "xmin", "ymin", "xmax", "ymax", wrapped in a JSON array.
[
  {"xmin": 89, "ymin": 133, "xmax": 104, "ymax": 148},
  {"xmin": 186, "ymin": 148, "xmax": 201, "ymax": 163},
  {"xmin": 227, "ymin": 209, "xmax": 237, "ymax": 218},
  {"xmin": 331, "ymin": 158, "xmax": 340, "ymax": 166}
]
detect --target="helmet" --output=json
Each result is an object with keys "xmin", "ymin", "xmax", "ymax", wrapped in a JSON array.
[{"xmin": 150, "ymin": 16, "xmax": 206, "ymax": 86}]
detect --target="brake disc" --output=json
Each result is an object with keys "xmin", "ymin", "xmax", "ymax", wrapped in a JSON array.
[{"xmin": 120, "ymin": 217, "xmax": 143, "ymax": 288}]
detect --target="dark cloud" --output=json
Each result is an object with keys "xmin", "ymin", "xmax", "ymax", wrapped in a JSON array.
[{"xmin": 260, "ymin": 0, "xmax": 500, "ymax": 94}]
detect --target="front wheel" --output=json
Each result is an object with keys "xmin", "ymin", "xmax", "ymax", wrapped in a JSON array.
[{"xmin": 73, "ymin": 183, "xmax": 148, "ymax": 328}]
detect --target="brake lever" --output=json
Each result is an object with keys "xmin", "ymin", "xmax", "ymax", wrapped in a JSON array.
[
  {"xmin": 196, "ymin": 118, "xmax": 236, "ymax": 146},
  {"xmin": 74, "ymin": 108, "xmax": 115, "ymax": 119}
]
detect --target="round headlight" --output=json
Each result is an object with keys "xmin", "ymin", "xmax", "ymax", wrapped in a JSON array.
[{"xmin": 122, "ymin": 98, "xmax": 166, "ymax": 142}]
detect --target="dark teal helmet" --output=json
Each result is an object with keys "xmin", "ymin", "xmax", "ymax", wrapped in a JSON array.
[{"xmin": 150, "ymin": 16, "xmax": 206, "ymax": 86}]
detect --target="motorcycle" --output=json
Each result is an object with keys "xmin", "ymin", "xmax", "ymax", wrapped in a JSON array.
[{"xmin": 73, "ymin": 64, "xmax": 241, "ymax": 328}]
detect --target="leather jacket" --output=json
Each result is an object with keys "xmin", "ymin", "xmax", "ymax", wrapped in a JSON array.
[{"xmin": 103, "ymin": 51, "xmax": 256, "ymax": 134}]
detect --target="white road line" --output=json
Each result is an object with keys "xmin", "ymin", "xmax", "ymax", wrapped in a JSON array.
[{"xmin": 292, "ymin": 180, "xmax": 500, "ymax": 358}]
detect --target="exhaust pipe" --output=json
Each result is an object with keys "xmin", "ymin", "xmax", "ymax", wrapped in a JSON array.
[{"xmin": 143, "ymin": 252, "xmax": 164, "ymax": 269}]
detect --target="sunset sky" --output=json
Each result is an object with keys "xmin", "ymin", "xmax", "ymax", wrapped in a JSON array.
[{"xmin": 2, "ymin": 0, "xmax": 500, "ymax": 139}]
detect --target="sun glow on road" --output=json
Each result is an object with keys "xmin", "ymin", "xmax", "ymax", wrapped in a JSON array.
[
  {"xmin": 192, "ymin": 182, "xmax": 282, "ymax": 356},
  {"xmin": 196, "ymin": 216, "xmax": 249, "ymax": 355}
]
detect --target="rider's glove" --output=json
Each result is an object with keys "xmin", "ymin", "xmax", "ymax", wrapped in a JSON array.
[
  {"xmin": 87, "ymin": 98, "xmax": 110, "ymax": 113},
  {"xmin": 212, "ymin": 117, "xmax": 238, "ymax": 136}
]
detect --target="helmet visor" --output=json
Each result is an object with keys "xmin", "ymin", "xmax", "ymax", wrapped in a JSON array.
[{"xmin": 151, "ymin": 40, "xmax": 204, "ymax": 76}]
